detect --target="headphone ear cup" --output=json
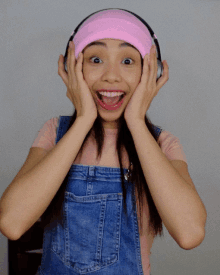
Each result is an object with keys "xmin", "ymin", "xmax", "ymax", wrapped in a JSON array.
[
  {"xmin": 156, "ymin": 59, "xmax": 163, "ymax": 81},
  {"xmin": 64, "ymin": 39, "xmax": 73, "ymax": 73},
  {"xmin": 64, "ymin": 55, "xmax": 68, "ymax": 72}
]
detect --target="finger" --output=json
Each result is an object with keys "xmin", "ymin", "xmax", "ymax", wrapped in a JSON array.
[
  {"xmin": 148, "ymin": 45, "xmax": 156, "ymax": 85},
  {"xmin": 75, "ymin": 52, "xmax": 85, "ymax": 83},
  {"xmin": 68, "ymin": 41, "xmax": 76, "ymax": 74},
  {"xmin": 58, "ymin": 55, "xmax": 68, "ymax": 86},
  {"xmin": 154, "ymin": 47, "xmax": 158, "ymax": 80},
  {"xmin": 140, "ymin": 54, "xmax": 149, "ymax": 84},
  {"xmin": 67, "ymin": 41, "xmax": 78, "ymax": 89},
  {"xmin": 152, "ymin": 46, "xmax": 157, "ymax": 80},
  {"xmin": 66, "ymin": 42, "xmax": 71, "ymax": 73}
]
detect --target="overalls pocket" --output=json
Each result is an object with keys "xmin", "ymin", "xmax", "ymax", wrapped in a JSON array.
[{"xmin": 62, "ymin": 189, "xmax": 123, "ymax": 273}]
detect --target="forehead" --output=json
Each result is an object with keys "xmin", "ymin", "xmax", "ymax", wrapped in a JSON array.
[{"xmin": 83, "ymin": 39, "xmax": 138, "ymax": 53}]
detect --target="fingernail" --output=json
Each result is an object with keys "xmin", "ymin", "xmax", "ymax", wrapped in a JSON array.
[
  {"xmin": 69, "ymin": 41, "xmax": 73, "ymax": 48},
  {"xmin": 153, "ymin": 45, "xmax": 156, "ymax": 53}
]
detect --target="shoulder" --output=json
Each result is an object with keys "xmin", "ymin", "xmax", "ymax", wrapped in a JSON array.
[
  {"xmin": 45, "ymin": 117, "xmax": 59, "ymax": 128},
  {"xmin": 36, "ymin": 117, "xmax": 59, "ymax": 132},
  {"xmin": 40, "ymin": 117, "xmax": 60, "ymax": 133},
  {"xmin": 31, "ymin": 117, "xmax": 59, "ymax": 151},
  {"xmin": 157, "ymin": 130, "xmax": 188, "ymax": 163},
  {"xmin": 158, "ymin": 130, "xmax": 180, "ymax": 144}
]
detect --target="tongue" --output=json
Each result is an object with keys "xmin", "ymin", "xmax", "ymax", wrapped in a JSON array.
[{"xmin": 102, "ymin": 95, "xmax": 121, "ymax": 105}]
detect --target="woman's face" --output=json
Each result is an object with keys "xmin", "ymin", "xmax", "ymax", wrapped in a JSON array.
[{"xmin": 82, "ymin": 38, "xmax": 143, "ymax": 129}]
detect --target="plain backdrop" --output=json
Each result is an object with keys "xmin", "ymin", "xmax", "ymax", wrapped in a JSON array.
[{"xmin": 1, "ymin": 0, "xmax": 219, "ymax": 274}]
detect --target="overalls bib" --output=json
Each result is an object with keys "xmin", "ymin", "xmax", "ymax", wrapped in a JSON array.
[{"xmin": 36, "ymin": 116, "xmax": 162, "ymax": 275}]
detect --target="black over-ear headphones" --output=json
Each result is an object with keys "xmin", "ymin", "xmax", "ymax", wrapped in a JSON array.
[{"xmin": 64, "ymin": 8, "xmax": 163, "ymax": 81}]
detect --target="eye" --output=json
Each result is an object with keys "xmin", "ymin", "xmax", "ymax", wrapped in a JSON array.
[
  {"xmin": 90, "ymin": 56, "xmax": 134, "ymax": 65},
  {"xmin": 90, "ymin": 56, "xmax": 102, "ymax": 64},
  {"xmin": 122, "ymin": 58, "xmax": 134, "ymax": 65}
]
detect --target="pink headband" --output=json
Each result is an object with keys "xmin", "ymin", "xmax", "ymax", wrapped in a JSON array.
[{"xmin": 72, "ymin": 9, "xmax": 152, "ymax": 59}]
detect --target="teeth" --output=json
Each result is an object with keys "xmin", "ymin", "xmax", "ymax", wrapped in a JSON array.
[{"xmin": 98, "ymin": 91, "xmax": 124, "ymax": 97}]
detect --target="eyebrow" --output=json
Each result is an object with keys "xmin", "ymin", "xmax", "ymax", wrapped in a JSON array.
[{"xmin": 83, "ymin": 41, "xmax": 137, "ymax": 51}]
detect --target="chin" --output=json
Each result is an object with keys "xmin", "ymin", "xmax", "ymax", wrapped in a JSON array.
[
  {"xmin": 99, "ymin": 108, "xmax": 124, "ymax": 117},
  {"xmin": 99, "ymin": 110, "xmax": 126, "ymax": 124}
]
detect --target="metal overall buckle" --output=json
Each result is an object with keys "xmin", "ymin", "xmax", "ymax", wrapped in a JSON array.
[{"xmin": 124, "ymin": 162, "xmax": 133, "ymax": 181}]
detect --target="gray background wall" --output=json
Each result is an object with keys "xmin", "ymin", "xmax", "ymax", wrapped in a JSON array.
[{"xmin": 1, "ymin": 0, "xmax": 219, "ymax": 274}]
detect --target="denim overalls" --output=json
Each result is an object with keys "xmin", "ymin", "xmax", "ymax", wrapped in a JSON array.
[{"xmin": 36, "ymin": 116, "xmax": 162, "ymax": 275}]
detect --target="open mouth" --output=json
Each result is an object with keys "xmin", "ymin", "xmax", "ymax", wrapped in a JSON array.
[{"xmin": 96, "ymin": 91, "xmax": 125, "ymax": 104}]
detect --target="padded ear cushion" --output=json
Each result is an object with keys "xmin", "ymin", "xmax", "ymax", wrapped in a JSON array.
[{"xmin": 157, "ymin": 59, "xmax": 164, "ymax": 81}]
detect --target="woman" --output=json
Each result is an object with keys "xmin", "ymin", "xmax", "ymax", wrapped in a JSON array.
[{"xmin": 0, "ymin": 8, "xmax": 207, "ymax": 275}]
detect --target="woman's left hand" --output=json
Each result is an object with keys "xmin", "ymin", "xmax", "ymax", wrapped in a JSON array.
[{"xmin": 124, "ymin": 44, "xmax": 169, "ymax": 124}]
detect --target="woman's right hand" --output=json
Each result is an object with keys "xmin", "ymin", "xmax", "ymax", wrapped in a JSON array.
[{"xmin": 58, "ymin": 41, "xmax": 98, "ymax": 120}]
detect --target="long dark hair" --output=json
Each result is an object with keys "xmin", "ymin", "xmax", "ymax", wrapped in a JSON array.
[{"xmin": 41, "ymin": 55, "xmax": 164, "ymax": 238}]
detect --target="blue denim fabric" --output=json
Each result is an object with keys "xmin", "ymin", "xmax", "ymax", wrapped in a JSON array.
[{"xmin": 36, "ymin": 116, "xmax": 161, "ymax": 275}]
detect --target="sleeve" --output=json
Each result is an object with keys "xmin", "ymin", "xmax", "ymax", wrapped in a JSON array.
[
  {"xmin": 157, "ymin": 130, "xmax": 187, "ymax": 163},
  {"xmin": 31, "ymin": 117, "xmax": 59, "ymax": 151}
]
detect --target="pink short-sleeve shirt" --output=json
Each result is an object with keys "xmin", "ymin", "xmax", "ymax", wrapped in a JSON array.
[{"xmin": 31, "ymin": 117, "xmax": 187, "ymax": 164}]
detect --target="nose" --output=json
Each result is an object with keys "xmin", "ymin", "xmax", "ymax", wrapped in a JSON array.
[{"xmin": 101, "ymin": 63, "xmax": 122, "ymax": 83}]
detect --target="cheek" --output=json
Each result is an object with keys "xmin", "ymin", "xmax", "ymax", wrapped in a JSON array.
[
  {"xmin": 83, "ymin": 65, "xmax": 100, "ymax": 82},
  {"xmin": 127, "ymin": 70, "xmax": 142, "ymax": 85}
]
